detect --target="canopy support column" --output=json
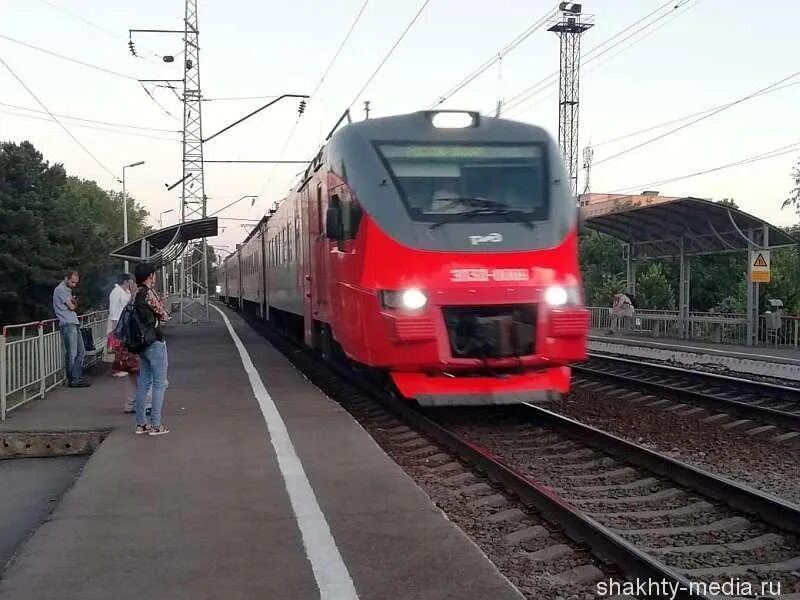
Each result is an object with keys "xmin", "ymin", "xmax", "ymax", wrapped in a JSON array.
[
  {"xmin": 624, "ymin": 243, "xmax": 636, "ymax": 296},
  {"xmin": 678, "ymin": 236, "xmax": 690, "ymax": 340}
]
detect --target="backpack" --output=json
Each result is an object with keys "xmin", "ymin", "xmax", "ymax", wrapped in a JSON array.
[{"xmin": 114, "ymin": 304, "xmax": 155, "ymax": 354}]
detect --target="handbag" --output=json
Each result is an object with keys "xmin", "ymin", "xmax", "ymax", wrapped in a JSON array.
[
  {"xmin": 113, "ymin": 344, "xmax": 140, "ymax": 372},
  {"xmin": 80, "ymin": 327, "xmax": 96, "ymax": 352},
  {"xmin": 102, "ymin": 333, "xmax": 117, "ymax": 363}
]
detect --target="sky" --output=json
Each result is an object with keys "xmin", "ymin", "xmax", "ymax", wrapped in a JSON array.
[{"xmin": 2, "ymin": 0, "xmax": 799, "ymax": 254}]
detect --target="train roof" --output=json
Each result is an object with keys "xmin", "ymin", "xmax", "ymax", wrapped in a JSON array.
[
  {"xmin": 330, "ymin": 110, "xmax": 553, "ymax": 145},
  {"xmin": 294, "ymin": 109, "xmax": 553, "ymax": 190},
  {"xmin": 235, "ymin": 110, "xmax": 557, "ymax": 250}
]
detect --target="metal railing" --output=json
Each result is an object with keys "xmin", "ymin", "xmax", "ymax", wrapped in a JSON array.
[
  {"xmin": 0, "ymin": 311, "xmax": 108, "ymax": 420},
  {"xmin": 589, "ymin": 306, "xmax": 800, "ymax": 349}
]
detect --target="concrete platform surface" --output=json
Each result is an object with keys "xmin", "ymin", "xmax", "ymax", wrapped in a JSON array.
[
  {"xmin": 0, "ymin": 305, "xmax": 522, "ymax": 600},
  {"xmin": 0, "ymin": 457, "xmax": 87, "ymax": 568},
  {"xmin": 589, "ymin": 329, "xmax": 800, "ymax": 381}
]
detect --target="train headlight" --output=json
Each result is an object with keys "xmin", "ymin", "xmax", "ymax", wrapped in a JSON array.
[
  {"xmin": 544, "ymin": 285, "xmax": 580, "ymax": 307},
  {"xmin": 380, "ymin": 289, "xmax": 428, "ymax": 310},
  {"xmin": 402, "ymin": 289, "xmax": 427, "ymax": 309},
  {"xmin": 428, "ymin": 111, "xmax": 478, "ymax": 128}
]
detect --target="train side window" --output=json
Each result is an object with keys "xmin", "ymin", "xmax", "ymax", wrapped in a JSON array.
[
  {"xmin": 327, "ymin": 194, "xmax": 343, "ymax": 241},
  {"xmin": 316, "ymin": 185, "xmax": 323, "ymax": 237},
  {"xmin": 340, "ymin": 191, "xmax": 362, "ymax": 241}
]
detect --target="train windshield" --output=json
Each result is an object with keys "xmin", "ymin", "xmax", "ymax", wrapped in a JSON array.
[{"xmin": 376, "ymin": 143, "xmax": 549, "ymax": 224}]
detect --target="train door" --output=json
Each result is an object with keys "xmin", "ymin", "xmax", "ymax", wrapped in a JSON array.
[
  {"xmin": 304, "ymin": 181, "xmax": 328, "ymax": 347},
  {"xmin": 326, "ymin": 184, "xmax": 363, "ymax": 354},
  {"xmin": 260, "ymin": 222, "xmax": 268, "ymax": 320},
  {"xmin": 236, "ymin": 248, "xmax": 243, "ymax": 308}
]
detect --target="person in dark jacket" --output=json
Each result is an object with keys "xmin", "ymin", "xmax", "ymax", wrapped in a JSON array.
[{"xmin": 132, "ymin": 263, "xmax": 171, "ymax": 436}]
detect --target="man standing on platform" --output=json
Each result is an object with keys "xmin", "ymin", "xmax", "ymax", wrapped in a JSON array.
[{"xmin": 53, "ymin": 271, "xmax": 90, "ymax": 387}]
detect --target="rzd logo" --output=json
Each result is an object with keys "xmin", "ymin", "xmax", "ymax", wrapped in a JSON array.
[{"xmin": 468, "ymin": 233, "xmax": 503, "ymax": 246}]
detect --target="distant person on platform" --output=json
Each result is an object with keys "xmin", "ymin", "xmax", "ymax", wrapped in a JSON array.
[
  {"xmin": 132, "ymin": 263, "xmax": 171, "ymax": 436},
  {"xmin": 53, "ymin": 271, "xmax": 90, "ymax": 387},
  {"xmin": 609, "ymin": 291, "xmax": 634, "ymax": 335}
]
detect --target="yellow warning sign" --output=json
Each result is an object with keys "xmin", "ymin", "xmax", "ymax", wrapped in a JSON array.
[{"xmin": 750, "ymin": 249, "xmax": 770, "ymax": 283}]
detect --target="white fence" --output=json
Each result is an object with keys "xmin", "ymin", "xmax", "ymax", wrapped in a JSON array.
[
  {"xmin": 0, "ymin": 311, "xmax": 108, "ymax": 420},
  {"xmin": 589, "ymin": 306, "xmax": 800, "ymax": 348}
]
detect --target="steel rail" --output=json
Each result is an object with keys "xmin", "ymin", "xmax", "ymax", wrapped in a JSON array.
[
  {"xmin": 575, "ymin": 353, "xmax": 800, "ymax": 431},
  {"xmin": 230, "ymin": 305, "xmax": 707, "ymax": 600}
]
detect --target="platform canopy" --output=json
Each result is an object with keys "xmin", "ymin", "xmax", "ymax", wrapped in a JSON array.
[
  {"xmin": 581, "ymin": 195, "xmax": 796, "ymax": 259},
  {"xmin": 109, "ymin": 217, "xmax": 218, "ymax": 268}
]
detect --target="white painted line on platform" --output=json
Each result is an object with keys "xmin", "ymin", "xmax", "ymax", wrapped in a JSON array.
[{"xmin": 213, "ymin": 305, "xmax": 359, "ymax": 600}]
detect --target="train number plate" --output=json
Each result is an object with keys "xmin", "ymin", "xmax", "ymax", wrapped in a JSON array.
[{"xmin": 450, "ymin": 268, "xmax": 530, "ymax": 282}]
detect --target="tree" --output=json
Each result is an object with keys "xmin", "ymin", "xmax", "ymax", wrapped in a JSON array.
[
  {"xmin": 0, "ymin": 141, "xmax": 69, "ymax": 324},
  {"xmin": 579, "ymin": 229, "xmax": 625, "ymax": 306},
  {"xmin": 763, "ymin": 224, "xmax": 800, "ymax": 314},
  {"xmin": 783, "ymin": 158, "xmax": 800, "ymax": 217},
  {"xmin": 636, "ymin": 263, "xmax": 677, "ymax": 310},
  {"xmin": 0, "ymin": 141, "xmax": 149, "ymax": 325},
  {"xmin": 689, "ymin": 252, "xmax": 746, "ymax": 312}
]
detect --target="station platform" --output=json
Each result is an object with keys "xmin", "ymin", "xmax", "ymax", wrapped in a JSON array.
[
  {"xmin": 0, "ymin": 305, "xmax": 522, "ymax": 600},
  {"xmin": 588, "ymin": 329, "xmax": 800, "ymax": 381}
]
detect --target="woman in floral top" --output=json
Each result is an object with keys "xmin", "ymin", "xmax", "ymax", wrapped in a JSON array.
[{"xmin": 132, "ymin": 263, "xmax": 171, "ymax": 436}]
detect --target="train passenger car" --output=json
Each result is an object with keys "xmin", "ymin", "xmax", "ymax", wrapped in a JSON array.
[
  {"xmin": 226, "ymin": 110, "xmax": 589, "ymax": 405},
  {"xmin": 239, "ymin": 224, "xmax": 266, "ymax": 317},
  {"xmin": 220, "ymin": 251, "xmax": 241, "ymax": 308}
]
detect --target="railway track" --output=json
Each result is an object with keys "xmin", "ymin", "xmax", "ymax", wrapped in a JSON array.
[
  {"xmin": 574, "ymin": 354, "xmax": 800, "ymax": 435},
  {"xmin": 434, "ymin": 404, "xmax": 800, "ymax": 598},
  {"xmin": 235, "ymin": 307, "xmax": 800, "ymax": 600}
]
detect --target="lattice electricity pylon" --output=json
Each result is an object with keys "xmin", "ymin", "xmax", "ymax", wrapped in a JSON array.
[
  {"xmin": 178, "ymin": 0, "xmax": 210, "ymax": 322},
  {"xmin": 582, "ymin": 143, "xmax": 593, "ymax": 195},
  {"xmin": 548, "ymin": 3, "xmax": 593, "ymax": 198}
]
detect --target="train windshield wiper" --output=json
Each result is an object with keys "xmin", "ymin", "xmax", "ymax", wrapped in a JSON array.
[{"xmin": 427, "ymin": 197, "xmax": 537, "ymax": 230}]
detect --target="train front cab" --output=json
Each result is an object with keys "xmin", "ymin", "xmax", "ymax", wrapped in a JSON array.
[{"xmin": 317, "ymin": 110, "xmax": 589, "ymax": 406}]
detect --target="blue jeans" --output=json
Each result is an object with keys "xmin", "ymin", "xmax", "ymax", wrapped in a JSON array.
[
  {"xmin": 60, "ymin": 323, "xmax": 85, "ymax": 383},
  {"xmin": 134, "ymin": 340, "xmax": 168, "ymax": 427}
]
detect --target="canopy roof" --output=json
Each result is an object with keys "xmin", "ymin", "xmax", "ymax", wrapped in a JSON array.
[
  {"xmin": 109, "ymin": 217, "xmax": 218, "ymax": 268},
  {"xmin": 581, "ymin": 195, "xmax": 796, "ymax": 259}
]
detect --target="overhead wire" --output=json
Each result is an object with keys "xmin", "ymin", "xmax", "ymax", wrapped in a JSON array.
[
  {"xmin": 256, "ymin": 0, "xmax": 431, "ymax": 214},
  {"xmin": 202, "ymin": 94, "xmax": 279, "ymax": 102},
  {"xmin": 0, "ymin": 32, "xmax": 139, "ymax": 81},
  {"xmin": 0, "ymin": 108, "xmax": 180, "ymax": 142},
  {"xmin": 346, "ymin": 0, "xmax": 431, "ymax": 111},
  {"xmin": 251, "ymin": 0, "xmax": 375, "ymax": 209},
  {"xmin": 33, "ymin": 0, "xmax": 163, "ymax": 63},
  {"xmin": 579, "ymin": 0, "xmax": 702, "ymax": 78},
  {"xmin": 607, "ymin": 140, "xmax": 800, "ymax": 195},
  {"xmin": 594, "ymin": 69, "xmax": 800, "ymax": 166},
  {"xmin": 593, "ymin": 79, "xmax": 800, "ymax": 149},
  {"xmin": 0, "ymin": 101, "xmax": 180, "ymax": 133},
  {"xmin": 140, "ymin": 83, "xmax": 180, "ymax": 121},
  {"xmin": 0, "ymin": 54, "xmax": 119, "ymax": 181},
  {"xmin": 311, "ymin": 0, "xmax": 371, "ymax": 98},
  {"xmin": 429, "ymin": 5, "xmax": 557, "ymax": 108},
  {"xmin": 503, "ymin": 0, "xmax": 700, "ymax": 117},
  {"xmin": 501, "ymin": 0, "xmax": 695, "ymax": 115},
  {"xmin": 0, "ymin": 32, "xmax": 181, "ymax": 127}
]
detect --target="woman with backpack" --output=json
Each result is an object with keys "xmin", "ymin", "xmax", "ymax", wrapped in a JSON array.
[{"xmin": 132, "ymin": 263, "xmax": 171, "ymax": 436}]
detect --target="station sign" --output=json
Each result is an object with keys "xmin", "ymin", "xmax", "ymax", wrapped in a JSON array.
[{"xmin": 749, "ymin": 249, "xmax": 770, "ymax": 283}]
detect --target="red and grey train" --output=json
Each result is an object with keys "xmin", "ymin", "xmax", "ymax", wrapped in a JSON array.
[{"xmin": 219, "ymin": 110, "xmax": 589, "ymax": 405}]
